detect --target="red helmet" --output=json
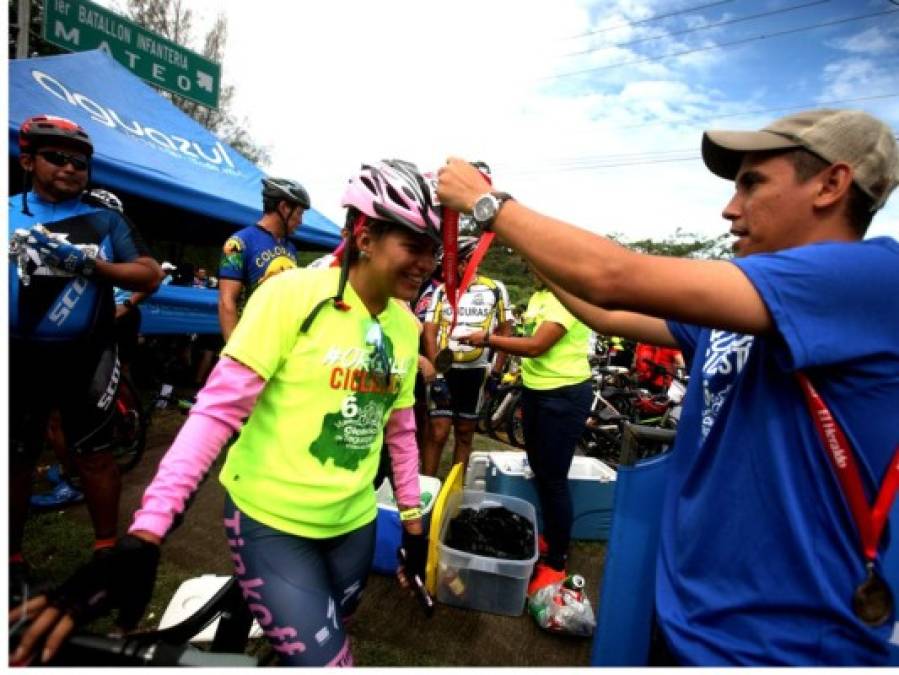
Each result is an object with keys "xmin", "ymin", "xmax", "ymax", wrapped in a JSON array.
[{"xmin": 19, "ymin": 115, "xmax": 93, "ymax": 156}]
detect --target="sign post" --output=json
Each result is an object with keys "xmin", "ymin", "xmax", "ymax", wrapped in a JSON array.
[{"xmin": 42, "ymin": 0, "xmax": 221, "ymax": 109}]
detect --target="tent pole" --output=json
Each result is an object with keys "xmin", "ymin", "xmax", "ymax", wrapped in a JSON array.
[{"xmin": 16, "ymin": 0, "xmax": 30, "ymax": 59}]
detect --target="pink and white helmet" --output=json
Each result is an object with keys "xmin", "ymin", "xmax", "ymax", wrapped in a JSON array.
[{"xmin": 341, "ymin": 160, "xmax": 441, "ymax": 243}]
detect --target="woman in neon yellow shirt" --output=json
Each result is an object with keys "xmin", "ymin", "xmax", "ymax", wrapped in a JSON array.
[
  {"xmin": 462, "ymin": 278, "xmax": 592, "ymax": 595},
  {"xmin": 13, "ymin": 161, "xmax": 442, "ymax": 667}
]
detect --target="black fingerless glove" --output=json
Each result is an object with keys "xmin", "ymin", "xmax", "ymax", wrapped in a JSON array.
[
  {"xmin": 49, "ymin": 534, "xmax": 160, "ymax": 629},
  {"xmin": 398, "ymin": 530, "xmax": 428, "ymax": 583}
]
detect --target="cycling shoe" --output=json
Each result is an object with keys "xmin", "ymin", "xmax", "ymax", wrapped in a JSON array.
[{"xmin": 30, "ymin": 480, "xmax": 84, "ymax": 509}]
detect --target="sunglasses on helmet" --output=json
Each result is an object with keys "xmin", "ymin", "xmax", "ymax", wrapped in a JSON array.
[{"xmin": 37, "ymin": 150, "xmax": 89, "ymax": 171}]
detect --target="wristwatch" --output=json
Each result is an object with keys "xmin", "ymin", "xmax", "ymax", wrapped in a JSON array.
[{"xmin": 472, "ymin": 192, "xmax": 513, "ymax": 232}]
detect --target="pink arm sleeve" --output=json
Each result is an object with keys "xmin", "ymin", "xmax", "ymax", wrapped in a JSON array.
[
  {"xmin": 129, "ymin": 356, "xmax": 265, "ymax": 538},
  {"xmin": 386, "ymin": 407, "xmax": 421, "ymax": 508}
]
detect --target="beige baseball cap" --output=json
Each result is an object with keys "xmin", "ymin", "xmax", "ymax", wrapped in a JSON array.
[{"xmin": 702, "ymin": 108, "xmax": 899, "ymax": 211}]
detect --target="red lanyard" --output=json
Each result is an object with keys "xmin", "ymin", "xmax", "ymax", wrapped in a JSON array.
[
  {"xmin": 796, "ymin": 372, "xmax": 899, "ymax": 562},
  {"xmin": 441, "ymin": 169, "xmax": 494, "ymax": 334}
]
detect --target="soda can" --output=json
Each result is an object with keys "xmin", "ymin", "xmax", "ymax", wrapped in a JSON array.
[{"xmin": 563, "ymin": 574, "xmax": 585, "ymax": 592}]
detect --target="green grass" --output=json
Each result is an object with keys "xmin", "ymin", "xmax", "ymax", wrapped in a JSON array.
[
  {"xmin": 22, "ymin": 511, "xmax": 193, "ymax": 634},
  {"xmin": 21, "ymin": 431, "xmax": 603, "ymax": 666}
]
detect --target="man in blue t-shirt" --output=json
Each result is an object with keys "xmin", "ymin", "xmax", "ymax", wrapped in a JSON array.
[
  {"xmin": 436, "ymin": 109, "xmax": 899, "ymax": 665},
  {"xmin": 9, "ymin": 115, "xmax": 163, "ymax": 605},
  {"xmin": 217, "ymin": 177, "xmax": 310, "ymax": 340}
]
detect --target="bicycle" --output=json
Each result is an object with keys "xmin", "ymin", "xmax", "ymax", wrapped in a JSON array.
[
  {"xmin": 480, "ymin": 369, "xmax": 524, "ymax": 446},
  {"xmin": 9, "ymin": 575, "xmax": 260, "ymax": 667},
  {"xmin": 29, "ymin": 373, "xmax": 193, "ymax": 508}
]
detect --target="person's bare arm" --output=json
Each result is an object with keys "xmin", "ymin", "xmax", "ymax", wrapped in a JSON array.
[
  {"xmin": 490, "ymin": 320, "xmax": 513, "ymax": 372},
  {"xmin": 218, "ymin": 279, "xmax": 242, "ymax": 341},
  {"xmin": 463, "ymin": 321, "xmax": 565, "ymax": 358},
  {"xmin": 422, "ymin": 322, "xmax": 439, "ymax": 365},
  {"xmin": 542, "ymin": 277, "xmax": 679, "ymax": 347},
  {"xmin": 94, "ymin": 256, "xmax": 163, "ymax": 293},
  {"xmin": 437, "ymin": 159, "xmax": 773, "ymax": 336}
]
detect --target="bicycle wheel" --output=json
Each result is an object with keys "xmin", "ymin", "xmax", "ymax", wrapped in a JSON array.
[
  {"xmin": 506, "ymin": 394, "xmax": 526, "ymax": 448},
  {"xmin": 483, "ymin": 390, "xmax": 507, "ymax": 439},
  {"xmin": 110, "ymin": 374, "xmax": 148, "ymax": 473}
]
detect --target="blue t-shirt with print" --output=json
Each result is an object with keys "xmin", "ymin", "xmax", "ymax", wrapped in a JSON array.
[
  {"xmin": 658, "ymin": 237, "xmax": 899, "ymax": 666},
  {"xmin": 9, "ymin": 191, "xmax": 149, "ymax": 341},
  {"xmin": 218, "ymin": 224, "xmax": 298, "ymax": 294}
]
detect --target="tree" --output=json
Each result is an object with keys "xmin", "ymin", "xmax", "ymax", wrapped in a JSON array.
[
  {"xmin": 7, "ymin": 0, "xmax": 270, "ymax": 166},
  {"xmin": 121, "ymin": 0, "xmax": 270, "ymax": 166},
  {"xmin": 612, "ymin": 227, "xmax": 732, "ymax": 260},
  {"xmin": 8, "ymin": 0, "xmax": 65, "ymax": 59}
]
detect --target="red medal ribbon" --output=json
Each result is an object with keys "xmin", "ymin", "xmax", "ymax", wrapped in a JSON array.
[
  {"xmin": 796, "ymin": 372, "xmax": 899, "ymax": 562},
  {"xmin": 441, "ymin": 168, "xmax": 494, "ymax": 334}
]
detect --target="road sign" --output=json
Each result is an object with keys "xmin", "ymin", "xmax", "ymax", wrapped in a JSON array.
[{"xmin": 42, "ymin": 0, "xmax": 221, "ymax": 109}]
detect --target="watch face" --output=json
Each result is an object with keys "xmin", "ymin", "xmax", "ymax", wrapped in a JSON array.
[{"xmin": 473, "ymin": 195, "xmax": 496, "ymax": 223}]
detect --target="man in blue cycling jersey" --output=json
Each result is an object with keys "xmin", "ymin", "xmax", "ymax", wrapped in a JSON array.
[
  {"xmin": 8, "ymin": 115, "xmax": 163, "ymax": 605},
  {"xmin": 217, "ymin": 177, "xmax": 310, "ymax": 340}
]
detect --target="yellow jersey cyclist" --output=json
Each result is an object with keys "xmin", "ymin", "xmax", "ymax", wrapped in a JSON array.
[
  {"xmin": 12, "ymin": 160, "xmax": 443, "ymax": 667},
  {"xmin": 422, "ymin": 236, "xmax": 513, "ymax": 476}
]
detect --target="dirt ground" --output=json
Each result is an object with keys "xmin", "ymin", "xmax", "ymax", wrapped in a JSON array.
[{"xmin": 53, "ymin": 409, "xmax": 604, "ymax": 667}]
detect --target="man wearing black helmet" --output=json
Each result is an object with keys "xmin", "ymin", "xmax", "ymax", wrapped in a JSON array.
[
  {"xmin": 217, "ymin": 177, "xmax": 310, "ymax": 340},
  {"xmin": 8, "ymin": 115, "xmax": 163, "ymax": 605}
]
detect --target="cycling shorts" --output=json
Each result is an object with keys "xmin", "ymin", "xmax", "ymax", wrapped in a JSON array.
[
  {"xmin": 223, "ymin": 493, "xmax": 375, "ymax": 667},
  {"xmin": 430, "ymin": 366, "xmax": 489, "ymax": 420},
  {"xmin": 10, "ymin": 336, "xmax": 121, "ymax": 463}
]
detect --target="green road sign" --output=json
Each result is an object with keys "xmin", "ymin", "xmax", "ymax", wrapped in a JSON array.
[{"xmin": 42, "ymin": 0, "xmax": 221, "ymax": 109}]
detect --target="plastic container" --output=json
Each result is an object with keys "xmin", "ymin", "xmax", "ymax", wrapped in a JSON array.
[
  {"xmin": 467, "ymin": 451, "xmax": 616, "ymax": 541},
  {"xmin": 372, "ymin": 474, "xmax": 442, "ymax": 575},
  {"xmin": 435, "ymin": 490, "xmax": 538, "ymax": 616}
]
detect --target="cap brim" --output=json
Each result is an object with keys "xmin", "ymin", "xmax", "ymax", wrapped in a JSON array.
[{"xmin": 701, "ymin": 130, "xmax": 800, "ymax": 180}]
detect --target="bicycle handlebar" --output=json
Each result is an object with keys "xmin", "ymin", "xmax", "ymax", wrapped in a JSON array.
[
  {"xmin": 44, "ymin": 633, "xmax": 258, "ymax": 667},
  {"xmin": 11, "ymin": 576, "xmax": 258, "ymax": 667}
]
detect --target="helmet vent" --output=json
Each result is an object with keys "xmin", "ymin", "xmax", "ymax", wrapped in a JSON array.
[
  {"xmin": 385, "ymin": 183, "xmax": 406, "ymax": 206},
  {"xmin": 360, "ymin": 175, "xmax": 377, "ymax": 193}
]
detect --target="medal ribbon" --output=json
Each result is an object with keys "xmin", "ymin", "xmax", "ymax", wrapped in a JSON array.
[
  {"xmin": 796, "ymin": 372, "xmax": 899, "ymax": 562},
  {"xmin": 441, "ymin": 168, "xmax": 495, "ymax": 335}
]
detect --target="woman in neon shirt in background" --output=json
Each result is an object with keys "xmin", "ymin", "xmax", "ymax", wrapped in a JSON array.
[{"xmin": 460, "ymin": 274, "xmax": 592, "ymax": 595}]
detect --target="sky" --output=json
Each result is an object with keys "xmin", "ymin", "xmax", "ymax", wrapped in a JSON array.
[{"xmin": 80, "ymin": 0, "xmax": 899, "ymax": 242}]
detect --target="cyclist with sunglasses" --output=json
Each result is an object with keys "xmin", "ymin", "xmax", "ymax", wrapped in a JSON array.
[
  {"xmin": 11, "ymin": 160, "xmax": 441, "ymax": 668},
  {"xmin": 8, "ymin": 115, "xmax": 163, "ymax": 609}
]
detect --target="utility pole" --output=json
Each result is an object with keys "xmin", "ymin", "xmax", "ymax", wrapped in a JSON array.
[{"xmin": 16, "ymin": 0, "xmax": 31, "ymax": 58}]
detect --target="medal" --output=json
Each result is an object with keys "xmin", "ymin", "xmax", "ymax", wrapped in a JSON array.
[
  {"xmin": 852, "ymin": 563, "xmax": 893, "ymax": 627},
  {"xmin": 435, "ymin": 348, "xmax": 454, "ymax": 374}
]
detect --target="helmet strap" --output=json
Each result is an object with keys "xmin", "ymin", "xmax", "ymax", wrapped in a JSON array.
[
  {"xmin": 334, "ymin": 212, "xmax": 368, "ymax": 311},
  {"xmin": 276, "ymin": 202, "xmax": 296, "ymax": 238},
  {"xmin": 21, "ymin": 170, "xmax": 33, "ymax": 216},
  {"xmin": 298, "ymin": 212, "xmax": 365, "ymax": 334}
]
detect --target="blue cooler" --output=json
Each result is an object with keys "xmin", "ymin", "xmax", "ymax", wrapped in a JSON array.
[
  {"xmin": 467, "ymin": 451, "xmax": 616, "ymax": 541},
  {"xmin": 372, "ymin": 475, "xmax": 442, "ymax": 575}
]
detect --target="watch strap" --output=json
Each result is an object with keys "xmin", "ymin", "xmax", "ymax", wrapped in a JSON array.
[{"xmin": 476, "ymin": 191, "xmax": 514, "ymax": 232}]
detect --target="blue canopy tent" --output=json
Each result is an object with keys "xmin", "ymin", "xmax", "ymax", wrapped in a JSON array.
[
  {"xmin": 9, "ymin": 50, "xmax": 341, "ymax": 248},
  {"xmin": 9, "ymin": 50, "xmax": 342, "ymax": 334}
]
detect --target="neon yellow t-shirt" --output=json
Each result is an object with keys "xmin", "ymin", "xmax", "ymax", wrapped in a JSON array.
[
  {"xmin": 520, "ymin": 289, "xmax": 591, "ymax": 391},
  {"xmin": 219, "ymin": 267, "xmax": 419, "ymax": 538}
]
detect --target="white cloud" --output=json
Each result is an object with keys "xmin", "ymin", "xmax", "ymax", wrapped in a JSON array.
[
  {"xmin": 97, "ymin": 0, "xmax": 899, "ymax": 243},
  {"xmin": 828, "ymin": 25, "xmax": 899, "ymax": 56}
]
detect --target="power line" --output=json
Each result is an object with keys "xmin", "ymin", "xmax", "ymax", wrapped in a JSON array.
[
  {"xmin": 561, "ymin": 0, "xmax": 829, "ymax": 58},
  {"xmin": 544, "ymin": 8, "xmax": 899, "ymax": 81},
  {"xmin": 493, "ymin": 92, "xmax": 899, "ymax": 176},
  {"xmin": 564, "ymin": 0, "xmax": 736, "ymax": 40}
]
